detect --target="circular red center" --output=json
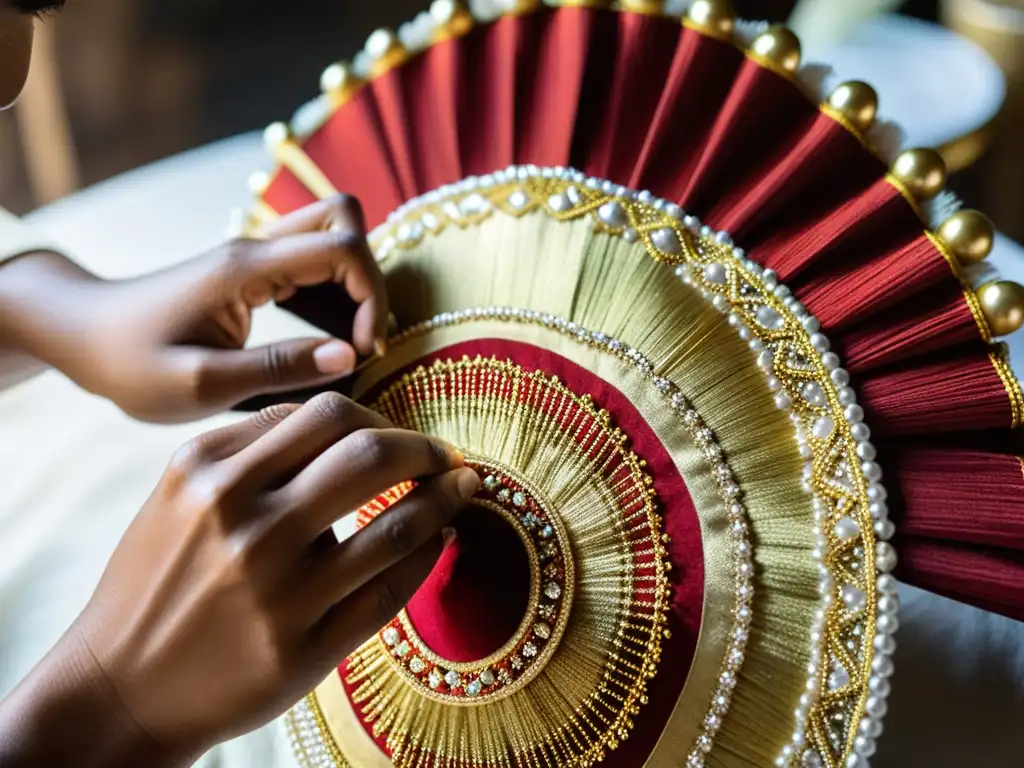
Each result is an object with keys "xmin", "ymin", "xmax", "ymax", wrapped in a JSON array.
[{"xmin": 405, "ymin": 506, "xmax": 531, "ymax": 662}]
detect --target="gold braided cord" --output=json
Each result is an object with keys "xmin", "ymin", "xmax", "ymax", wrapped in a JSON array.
[
  {"xmin": 344, "ymin": 359, "xmax": 668, "ymax": 767},
  {"xmin": 989, "ymin": 344, "xmax": 1024, "ymax": 429},
  {"xmin": 925, "ymin": 231, "xmax": 994, "ymax": 343}
]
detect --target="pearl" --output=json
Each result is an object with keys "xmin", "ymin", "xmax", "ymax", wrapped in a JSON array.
[
  {"xmin": 830, "ymin": 367, "xmax": 851, "ymax": 387},
  {"xmin": 868, "ymin": 675, "xmax": 891, "ymax": 697},
  {"xmin": 877, "ymin": 613, "xmax": 899, "ymax": 635},
  {"xmin": 874, "ymin": 519, "xmax": 895, "ymax": 540},
  {"xmin": 878, "ymin": 594, "xmax": 899, "ymax": 615},
  {"xmin": 834, "ymin": 516, "xmax": 861, "ymax": 541},
  {"xmin": 867, "ymin": 484, "xmax": 887, "ymax": 502},
  {"xmin": 844, "ymin": 404, "xmax": 865, "ymax": 423},
  {"xmin": 767, "ymin": 376, "xmax": 782, "ymax": 391},
  {"xmin": 758, "ymin": 349, "xmax": 775, "ymax": 371},
  {"xmin": 802, "ymin": 316, "xmax": 821, "ymax": 333},
  {"xmin": 865, "ymin": 695, "xmax": 888, "ymax": 719},
  {"xmin": 548, "ymin": 193, "xmax": 571, "ymax": 212},
  {"xmin": 598, "ymin": 200, "xmax": 628, "ymax": 227},
  {"xmin": 838, "ymin": 387, "xmax": 857, "ymax": 405},
  {"xmin": 812, "ymin": 414, "xmax": 835, "ymax": 439},
  {"xmin": 860, "ymin": 717, "xmax": 884, "ymax": 738},
  {"xmin": 876, "ymin": 542, "xmax": 897, "ymax": 572},
  {"xmin": 686, "ymin": 0, "xmax": 736, "ymax": 37},
  {"xmin": 856, "ymin": 441, "xmax": 877, "ymax": 461},
  {"xmin": 775, "ymin": 393, "xmax": 793, "ymax": 410},
  {"xmin": 874, "ymin": 634, "xmax": 896, "ymax": 654},
  {"xmin": 861, "ymin": 461, "xmax": 882, "ymax": 482},
  {"xmin": 810, "ymin": 333, "xmax": 829, "ymax": 352},
  {"xmin": 652, "ymin": 227, "xmax": 683, "ymax": 254},
  {"xmin": 846, "ymin": 754, "xmax": 867, "ymax": 768},
  {"xmin": 854, "ymin": 735, "xmax": 877, "ymax": 758},
  {"xmin": 891, "ymin": 148, "xmax": 947, "ymax": 201},
  {"xmin": 851, "ymin": 423, "xmax": 871, "ymax": 442},
  {"xmin": 841, "ymin": 584, "xmax": 867, "ymax": 612},
  {"xmin": 802, "ymin": 382, "xmax": 828, "ymax": 407},
  {"xmin": 828, "ymin": 665, "xmax": 850, "ymax": 690},
  {"xmin": 704, "ymin": 262, "xmax": 728, "ymax": 284},
  {"xmin": 756, "ymin": 306, "xmax": 784, "ymax": 330},
  {"xmin": 877, "ymin": 574, "xmax": 898, "ymax": 595},
  {"xmin": 821, "ymin": 352, "xmax": 840, "ymax": 369}
]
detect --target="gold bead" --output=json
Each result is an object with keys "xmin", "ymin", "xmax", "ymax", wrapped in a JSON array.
[
  {"xmin": 827, "ymin": 81, "xmax": 877, "ymax": 133},
  {"xmin": 619, "ymin": 0, "xmax": 664, "ymax": 15},
  {"xmin": 890, "ymin": 148, "xmax": 947, "ymax": 201},
  {"xmin": 364, "ymin": 28, "xmax": 408, "ymax": 77},
  {"xmin": 686, "ymin": 0, "xmax": 735, "ymax": 37},
  {"xmin": 978, "ymin": 281, "xmax": 1024, "ymax": 337},
  {"xmin": 319, "ymin": 61, "xmax": 363, "ymax": 102},
  {"xmin": 262, "ymin": 121, "xmax": 291, "ymax": 151},
  {"xmin": 749, "ymin": 26, "xmax": 801, "ymax": 73},
  {"xmin": 430, "ymin": 0, "xmax": 474, "ymax": 40},
  {"xmin": 937, "ymin": 209, "xmax": 995, "ymax": 265}
]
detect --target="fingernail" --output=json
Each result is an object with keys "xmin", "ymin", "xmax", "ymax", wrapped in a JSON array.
[
  {"xmin": 436, "ymin": 439, "xmax": 465, "ymax": 466},
  {"xmin": 442, "ymin": 526, "xmax": 457, "ymax": 547},
  {"xmin": 313, "ymin": 340, "xmax": 353, "ymax": 374},
  {"xmin": 373, "ymin": 337, "xmax": 388, "ymax": 358},
  {"xmin": 456, "ymin": 467, "xmax": 481, "ymax": 500}
]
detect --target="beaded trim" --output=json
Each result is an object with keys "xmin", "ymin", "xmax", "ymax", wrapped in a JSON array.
[
  {"xmin": 377, "ymin": 462, "xmax": 575, "ymax": 704},
  {"xmin": 386, "ymin": 308, "xmax": 755, "ymax": 765},
  {"xmin": 367, "ymin": 166, "xmax": 897, "ymax": 768}
]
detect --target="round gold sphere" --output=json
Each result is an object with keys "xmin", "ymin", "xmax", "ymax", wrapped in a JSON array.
[
  {"xmin": 749, "ymin": 26, "xmax": 802, "ymax": 73},
  {"xmin": 620, "ymin": 0, "xmax": 665, "ymax": 14},
  {"xmin": 890, "ymin": 148, "xmax": 947, "ymax": 201},
  {"xmin": 978, "ymin": 281, "xmax": 1024, "ymax": 337},
  {"xmin": 827, "ymin": 81, "xmax": 878, "ymax": 133},
  {"xmin": 686, "ymin": 0, "xmax": 735, "ymax": 37},
  {"xmin": 937, "ymin": 210, "xmax": 995, "ymax": 265}
]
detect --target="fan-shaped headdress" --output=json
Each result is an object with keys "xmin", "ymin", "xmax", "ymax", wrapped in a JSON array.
[{"xmin": 241, "ymin": 2, "xmax": 1024, "ymax": 766}]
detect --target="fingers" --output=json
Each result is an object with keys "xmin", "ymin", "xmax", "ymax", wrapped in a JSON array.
[
  {"xmin": 241, "ymin": 195, "xmax": 388, "ymax": 354},
  {"xmin": 296, "ymin": 469, "xmax": 477, "ymax": 620},
  {"xmin": 284, "ymin": 428, "xmax": 470, "ymax": 536},
  {"xmin": 170, "ymin": 403, "xmax": 301, "ymax": 469},
  {"xmin": 225, "ymin": 393, "xmax": 391, "ymax": 488},
  {"xmin": 189, "ymin": 338, "xmax": 358, "ymax": 411},
  {"xmin": 310, "ymin": 534, "xmax": 446, "ymax": 662}
]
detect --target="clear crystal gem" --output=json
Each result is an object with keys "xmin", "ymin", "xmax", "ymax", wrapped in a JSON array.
[
  {"xmin": 479, "ymin": 669, "xmax": 495, "ymax": 686},
  {"xmin": 466, "ymin": 680, "xmax": 482, "ymax": 696},
  {"xmin": 534, "ymin": 622, "xmax": 551, "ymax": 640},
  {"xmin": 444, "ymin": 670, "xmax": 461, "ymax": 687},
  {"xmin": 382, "ymin": 627, "xmax": 400, "ymax": 646},
  {"xmin": 409, "ymin": 656, "xmax": 425, "ymax": 674},
  {"xmin": 484, "ymin": 475, "xmax": 500, "ymax": 491},
  {"xmin": 428, "ymin": 669, "xmax": 442, "ymax": 688},
  {"xmin": 540, "ymin": 525, "xmax": 554, "ymax": 539},
  {"xmin": 512, "ymin": 491, "xmax": 526, "ymax": 507},
  {"xmin": 511, "ymin": 656, "xmax": 523, "ymax": 670},
  {"xmin": 539, "ymin": 604, "xmax": 555, "ymax": 620},
  {"xmin": 497, "ymin": 488, "xmax": 511, "ymax": 503},
  {"xmin": 395, "ymin": 640, "xmax": 411, "ymax": 657},
  {"xmin": 522, "ymin": 643, "xmax": 538, "ymax": 658},
  {"xmin": 829, "ymin": 664, "xmax": 850, "ymax": 690},
  {"xmin": 544, "ymin": 582, "xmax": 562, "ymax": 600}
]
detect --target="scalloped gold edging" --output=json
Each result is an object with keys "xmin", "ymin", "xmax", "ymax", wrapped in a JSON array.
[{"xmin": 990, "ymin": 343, "xmax": 1024, "ymax": 429}]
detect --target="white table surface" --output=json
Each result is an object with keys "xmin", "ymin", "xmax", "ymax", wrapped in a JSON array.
[{"xmin": 6, "ymin": 89, "xmax": 1024, "ymax": 768}]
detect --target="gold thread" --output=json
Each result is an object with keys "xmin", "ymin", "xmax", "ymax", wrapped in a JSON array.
[
  {"xmin": 926, "ymin": 231, "xmax": 994, "ymax": 343},
  {"xmin": 989, "ymin": 344, "xmax": 1024, "ymax": 429},
  {"xmin": 883, "ymin": 173, "xmax": 928, "ymax": 223},
  {"xmin": 681, "ymin": 16, "xmax": 734, "ymax": 42}
]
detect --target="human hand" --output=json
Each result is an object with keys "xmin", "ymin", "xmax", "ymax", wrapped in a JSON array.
[
  {"xmin": 0, "ymin": 195, "xmax": 386, "ymax": 423},
  {"xmin": 0, "ymin": 393, "xmax": 479, "ymax": 767}
]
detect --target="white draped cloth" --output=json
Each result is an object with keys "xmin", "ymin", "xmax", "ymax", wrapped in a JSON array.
[{"xmin": 0, "ymin": 131, "xmax": 1022, "ymax": 767}]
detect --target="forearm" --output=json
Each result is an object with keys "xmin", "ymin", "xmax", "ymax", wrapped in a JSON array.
[
  {"xmin": 0, "ymin": 250, "xmax": 100, "ymax": 377},
  {"xmin": 0, "ymin": 626, "xmax": 186, "ymax": 768}
]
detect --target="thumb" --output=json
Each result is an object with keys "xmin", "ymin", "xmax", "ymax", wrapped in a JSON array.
[{"xmin": 193, "ymin": 338, "xmax": 357, "ymax": 408}]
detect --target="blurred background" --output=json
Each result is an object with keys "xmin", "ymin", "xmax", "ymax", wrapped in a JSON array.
[{"xmin": 3, "ymin": 0, "xmax": 1022, "ymax": 238}]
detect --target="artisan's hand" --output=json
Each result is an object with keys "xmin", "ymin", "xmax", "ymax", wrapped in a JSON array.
[
  {"xmin": 0, "ymin": 394, "xmax": 479, "ymax": 767},
  {"xmin": 0, "ymin": 195, "xmax": 386, "ymax": 423}
]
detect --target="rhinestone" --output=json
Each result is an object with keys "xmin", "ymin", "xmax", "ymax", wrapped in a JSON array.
[
  {"xmin": 534, "ymin": 622, "xmax": 551, "ymax": 640},
  {"xmin": 802, "ymin": 750, "xmax": 823, "ymax": 767},
  {"xmin": 829, "ymin": 664, "xmax": 850, "ymax": 690},
  {"xmin": 540, "ymin": 525, "xmax": 554, "ymax": 539},
  {"xmin": 395, "ymin": 640, "xmax": 411, "ymax": 657},
  {"xmin": 834, "ymin": 516, "xmax": 861, "ymax": 541},
  {"xmin": 539, "ymin": 604, "xmax": 555, "ymax": 620},
  {"xmin": 444, "ymin": 670, "xmax": 461, "ymax": 687},
  {"xmin": 597, "ymin": 201, "xmax": 628, "ymax": 227},
  {"xmin": 483, "ymin": 475, "xmax": 500, "ymax": 491},
  {"xmin": 756, "ymin": 306, "xmax": 784, "ymax": 330},
  {"xmin": 511, "ymin": 656, "xmax": 524, "ymax": 670},
  {"xmin": 428, "ymin": 670, "xmax": 443, "ymax": 688},
  {"xmin": 479, "ymin": 669, "xmax": 495, "ymax": 686},
  {"xmin": 544, "ymin": 582, "xmax": 563, "ymax": 600},
  {"xmin": 522, "ymin": 643, "xmax": 538, "ymax": 658},
  {"xmin": 497, "ymin": 488, "xmax": 511, "ymax": 503},
  {"xmin": 512, "ymin": 491, "xmax": 526, "ymax": 507},
  {"xmin": 382, "ymin": 627, "xmax": 400, "ymax": 646},
  {"xmin": 409, "ymin": 656, "xmax": 425, "ymax": 674},
  {"xmin": 466, "ymin": 680, "xmax": 482, "ymax": 696}
]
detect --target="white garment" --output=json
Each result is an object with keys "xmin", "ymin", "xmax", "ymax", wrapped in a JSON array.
[{"xmin": 2, "ymin": 135, "xmax": 1023, "ymax": 767}]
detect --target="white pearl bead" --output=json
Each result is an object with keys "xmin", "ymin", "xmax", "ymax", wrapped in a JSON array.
[
  {"xmin": 763, "ymin": 269, "xmax": 778, "ymax": 288},
  {"xmin": 874, "ymin": 519, "xmax": 895, "ymax": 540},
  {"xmin": 867, "ymin": 484, "xmax": 887, "ymax": 502},
  {"xmin": 758, "ymin": 350, "xmax": 775, "ymax": 371},
  {"xmin": 878, "ymin": 594, "xmax": 899, "ymax": 614},
  {"xmin": 865, "ymin": 695, "xmax": 888, "ymax": 719},
  {"xmin": 861, "ymin": 461, "xmax": 882, "ymax": 482},
  {"xmin": 871, "ymin": 654, "xmax": 894, "ymax": 677},
  {"xmin": 877, "ymin": 613, "xmax": 899, "ymax": 635},
  {"xmin": 860, "ymin": 716, "xmax": 883, "ymax": 739},
  {"xmin": 767, "ymin": 376, "xmax": 782, "ymax": 391},
  {"xmin": 874, "ymin": 634, "xmax": 896, "ymax": 654},
  {"xmin": 775, "ymin": 393, "xmax": 793, "ymax": 409},
  {"xmin": 844, "ymin": 404, "xmax": 865, "ymax": 422},
  {"xmin": 810, "ymin": 333, "xmax": 830, "ymax": 352},
  {"xmin": 854, "ymin": 735, "xmax": 877, "ymax": 758},
  {"xmin": 841, "ymin": 584, "xmax": 867, "ymax": 612},
  {"xmin": 851, "ymin": 422, "xmax": 871, "ymax": 442},
  {"xmin": 834, "ymin": 516, "xmax": 861, "ymax": 541},
  {"xmin": 869, "ymin": 501, "xmax": 889, "ymax": 520},
  {"xmin": 830, "ymin": 367, "xmax": 851, "ymax": 387},
  {"xmin": 877, "ymin": 574, "xmax": 898, "ymax": 594},
  {"xmin": 704, "ymin": 262, "xmax": 728, "ymax": 284},
  {"xmin": 821, "ymin": 352, "xmax": 840, "ymax": 369},
  {"xmin": 846, "ymin": 754, "xmax": 867, "ymax": 768},
  {"xmin": 856, "ymin": 441, "xmax": 877, "ymax": 461},
  {"xmin": 876, "ymin": 542, "xmax": 897, "ymax": 572},
  {"xmin": 802, "ymin": 316, "xmax": 821, "ymax": 333},
  {"xmin": 813, "ymin": 414, "xmax": 835, "ymax": 439},
  {"xmin": 868, "ymin": 675, "xmax": 891, "ymax": 697}
]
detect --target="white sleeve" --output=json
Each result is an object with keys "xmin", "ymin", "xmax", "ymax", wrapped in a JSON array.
[{"xmin": 0, "ymin": 207, "xmax": 62, "ymax": 389}]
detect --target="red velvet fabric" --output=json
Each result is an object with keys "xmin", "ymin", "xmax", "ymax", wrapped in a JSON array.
[{"xmin": 341, "ymin": 339, "xmax": 705, "ymax": 765}]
